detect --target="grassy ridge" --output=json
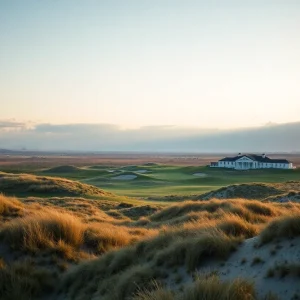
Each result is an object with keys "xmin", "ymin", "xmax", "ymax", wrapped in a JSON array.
[{"xmin": 0, "ymin": 172, "xmax": 112, "ymax": 198}]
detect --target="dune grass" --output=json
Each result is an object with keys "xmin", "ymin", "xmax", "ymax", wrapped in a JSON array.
[
  {"xmin": 0, "ymin": 211, "xmax": 84, "ymax": 254},
  {"xmin": 0, "ymin": 259, "xmax": 56, "ymax": 300},
  {"xmin": 0, "ymin": 194, "xmax": 23, "ymax": 218},
  {"xmin": 134, "ymin": 275, "xmax": 256, "ymax": 300},
  {"xmin": 0, "ymin": 207, "xmax": 156, "ymax": 261},
  {"xmin": 0, "ymin": 171, "xmax": 112, "ymax": 198},
  {"xmin": 1, "ymin": 192, "xmax": 300, "ymax": 299},
  {"xmin": 55, "ymin": 198, "xmax": 300, "ymax": 300},
  {"xmin": 260, "ymin": 213, "xmax": 300, "ymax": 244}
]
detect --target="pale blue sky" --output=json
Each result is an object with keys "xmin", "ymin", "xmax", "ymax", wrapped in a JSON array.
[{"xmin": 1, "ymin": 0, "xmax": 300, "ymax": 129}]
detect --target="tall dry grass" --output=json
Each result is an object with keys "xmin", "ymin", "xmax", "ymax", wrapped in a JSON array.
[
  {"xmin": 0, "ymin": 211, "xmax": 84, "ymax": 253},
  {"xmin": 0, "ymin": 260, "xmax": 55, "ymax": 300},
  {"xmin": 57, "ymin": 199, "xmax": 300, "ymax": 300},
  {"xmin": 0, "ymin": 197, "xmax": 158, "ymax": 261},
  {"xmin": 260, "ymin": 213, "xmax": 300, "ymax": 244},
  {"xmin": 0, "ymin": 194, "xmax": 23, "ymax": 218},
  {"xmin": 135, "ymin": 275, "xmax": 256, "ymax": 300},
  {"xmin": 2, "ymin": 193, "xmax": 300, "ymax": 299}
]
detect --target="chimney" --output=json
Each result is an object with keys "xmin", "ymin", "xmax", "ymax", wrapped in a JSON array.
[
  {"xmin": 262, "ymin": 153, "xmax": 266, "ymax": 158},
  {"xmin": 238, "ymin": 153, "xmax": 242, "ymax": 156}
]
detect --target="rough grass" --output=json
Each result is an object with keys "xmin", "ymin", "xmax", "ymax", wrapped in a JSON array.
[
  {"xmin": 0, "ymin": 260, "xmax": 56, "ymax": 300},
  {"xmin": 135, "ymin": 275, "xmax": 256, "ymax": 300},
  {"xmin": 149, "ymin": 199, "xmax": 282, "ymax": 225},
  {"xmin": 0, "ymin": 211, "xmax": 84, "ymax": 254},
  {"xmin": 198, "ymin": 181, "xmax": 300, "ymax": 201},
  {"xmin": 1, "ymin": 194, "xmax": 300, "ymax": 299},
  {"xmin": 56, "ymin": 199, "xmax": 300, "ymax": 300},
  {"xmin": 0, "ymin": 207, "xmax": 156, "ymax": 261},
  {"xmin": 0, "ymin": 171, "xmax": 112, "ymax": 197},
  {"xmin": 0, "ymin": 194, "xmax": 23, "ymax": 218},
  {"xmin": 260, "ymin": 213, "xmax": 300, "ymax": 244},
  {"xmin": 181, "ymin": 275, "xmax": 256, "ymax": 300}
]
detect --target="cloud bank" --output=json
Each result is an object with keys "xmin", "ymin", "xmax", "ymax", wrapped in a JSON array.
[{"xmin": 0, "ymin": 121, "xmax": 299, "ymax": 152}]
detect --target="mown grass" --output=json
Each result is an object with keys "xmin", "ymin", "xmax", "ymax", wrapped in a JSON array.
[{"xmin": 32, "ymin": 164, "xmax": 300, "ymax": 198}]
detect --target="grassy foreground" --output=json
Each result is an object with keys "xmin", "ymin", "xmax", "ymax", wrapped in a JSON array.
[{"xmin": 1, "ymin": 192, "xmax": 300, "ymax": 299}]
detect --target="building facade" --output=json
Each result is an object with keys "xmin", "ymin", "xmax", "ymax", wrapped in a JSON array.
[{"xmin": 210, "ymin": 153, "xmax": 293, "ymax": 170}]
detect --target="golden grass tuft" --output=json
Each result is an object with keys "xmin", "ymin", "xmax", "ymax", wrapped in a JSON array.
[
  {"xmin": 0, "ymin": 171, "xmax": 111, "ymax": 197},
  {"xmin": 135, "ymin": 275, "xmax": 256, "ymax": 300},
  {"xmin": 181, "ymin": 275, "xmax": 256, "ymax": 300},
  {"xmin": 260, "ymin": 213, "xmax": 300, "ymax": 244},
  {"xmin": 0, "ymin": 210, "xmax": 84, "ymax": 254},
  {"xmin": 0, "ymin": 194, "xmax": 23, "ymax": 217}
]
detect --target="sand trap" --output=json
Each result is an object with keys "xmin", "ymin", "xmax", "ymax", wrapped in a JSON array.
[
  {"xmin": 136, "ymin": 170, "xmax": 148, "ymax": 173},
  {"xmin": 112, "ymin": 175, "xmax": 137, "ymax": 180},
  {"xmin": 193, "ymin": 173, "xmax": 207, "ymax": 177},
  {"xmin": 107, "ymin": 170, "xmax": 115, "ymax": 173}
]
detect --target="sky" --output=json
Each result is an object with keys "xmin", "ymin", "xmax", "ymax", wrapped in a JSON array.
[{"xmin": 0, "ymin": 1, "xmax": 299, "ymax": 151}]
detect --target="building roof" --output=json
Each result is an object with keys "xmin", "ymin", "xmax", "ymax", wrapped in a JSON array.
[{"xmin": 219, "ymin": 154, "xmax": 290, "ymax": 164}]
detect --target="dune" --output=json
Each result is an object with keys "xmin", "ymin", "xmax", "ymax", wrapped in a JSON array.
[
  {"xmin": 42, "ymin": 165, "xmax": 80, "ymax": 173},
  {"xmin": 198, "ymin": 181, "xmax": 300, "ymax": 201},
  {"xmin": 0, "ymin": 172, "xmax": 112, "ymax": 197},
  {"xmin": 212, "ymin": 236, "xmax": 300, "ymax": 299}
]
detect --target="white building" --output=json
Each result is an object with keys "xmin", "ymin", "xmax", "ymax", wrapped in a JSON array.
[{"xmin": 210, "ymin": 153, "xmax": 293, "ymax": 170}]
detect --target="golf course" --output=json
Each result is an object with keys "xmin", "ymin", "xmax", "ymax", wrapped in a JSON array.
[{"xmin": 21, "ymin": 163, "xmax": 300, "ymax": 199}]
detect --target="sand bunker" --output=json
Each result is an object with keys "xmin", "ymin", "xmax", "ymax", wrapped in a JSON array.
[
  {"xmin": 193, "ymin": 173, "xmax": 207, "ymax": 177},
  {"xmin": 112, "ymin": 175, "xmax": 137, "ymax": 180},
  {"xmin": 136, "ymin": 170, "xmax": 148, "ymax": 173}
]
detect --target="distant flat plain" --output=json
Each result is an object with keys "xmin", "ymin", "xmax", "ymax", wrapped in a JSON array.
[{"xmin": 1, "ymin": 151, "xmax": 300, "ymax": 168}]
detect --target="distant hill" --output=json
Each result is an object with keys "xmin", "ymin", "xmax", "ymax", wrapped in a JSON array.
[
  {"xmin": 0, "ymin": 172, "xmax": 112, "ymax": 198},
  {"xmin": 197, "ymin": 181, "xmax": 300, "ymax": 202},
  {"xmin": 0, "ymin": 148, "xmax": 14, "ymax": 153},
  {"xmin": 42, "ymin": 165, "xmax": 81, "ymax": 173}
]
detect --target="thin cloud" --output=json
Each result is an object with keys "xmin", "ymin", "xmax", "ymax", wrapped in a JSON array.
[{"xmin": 0, "ymin": 121, "xmax": 299, "ymax": 152}]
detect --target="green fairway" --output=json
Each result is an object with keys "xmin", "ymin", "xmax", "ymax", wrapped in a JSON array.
[{"xmin": 26, "ymin": 164, "xmax": 300, "ymax": 199}]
